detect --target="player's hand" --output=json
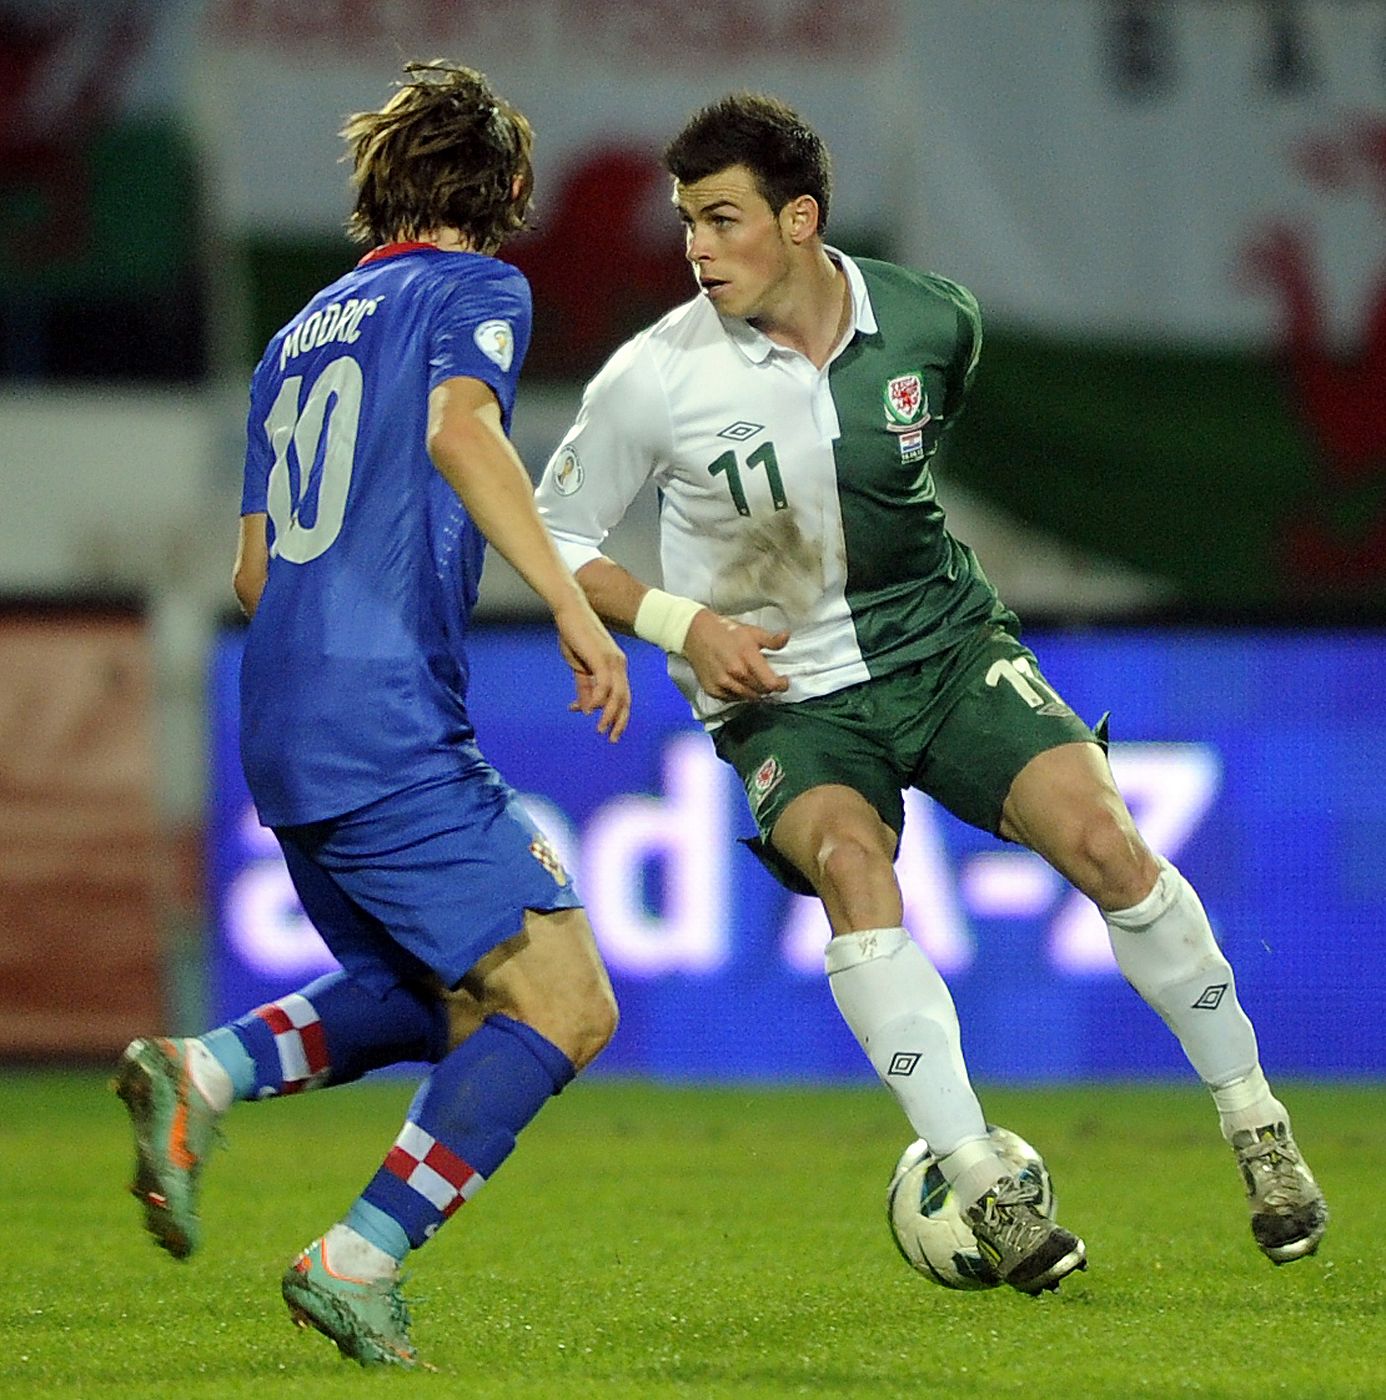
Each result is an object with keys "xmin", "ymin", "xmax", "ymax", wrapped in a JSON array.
[
  {"xmin": 683, "ymin": 610, "xmax": 790, "ymax": 702},
  {"xmin": 554, "ymin": 595, "xmax": 630, "ymax": 742}
]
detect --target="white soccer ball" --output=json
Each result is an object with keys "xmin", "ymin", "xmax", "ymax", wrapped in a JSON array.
[{"xmin": 886, "ymin": 1125, "xmax": 1056, "ymax": 1290}]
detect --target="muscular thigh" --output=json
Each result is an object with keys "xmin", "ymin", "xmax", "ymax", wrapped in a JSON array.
[
  {"xmin": 461, "ymin": 907, "xmax": 612, "ymax": 1024},
  {"xmin": 454, "ymin": 906, "xmax": 617, "ymax": 1067},
  {"xmin": 712, "ymin": 689, "xmax": 906, "ymax": 893},
  {"xmin": 913, "ymin": 629, "xmax": 1099, "ymax": 835}
]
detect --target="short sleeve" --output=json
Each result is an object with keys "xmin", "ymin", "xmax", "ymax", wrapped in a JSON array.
[
  {"xmin": 427, "ymin": 260, "xmax": 534, "ymax": 422},
  {"xmin": 942, "ymin": 279, "xmax": 983, "ymax": 420},
  {"xmin": 536, "ymin": 335, "xmax": 672, "ymax": 574}
]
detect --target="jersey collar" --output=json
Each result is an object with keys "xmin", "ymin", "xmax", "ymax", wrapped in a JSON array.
[
  {"xmin": 356, "ymin": 240, "xmax": 439, "ymax": 266},
  {"xmin": 720, "ymin": 247, "xmax": 878, "ymax": 364},
  {"xmin": 835, "ymin": 249, "xmax": 878, "ymax": 337}
]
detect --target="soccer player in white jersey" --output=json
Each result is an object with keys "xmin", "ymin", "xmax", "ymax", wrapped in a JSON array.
[
  {"xmin": 115, "ymin": 63, "xmax": 629, "ymax": 1368},
  {"xmin": 536, "ymin": 93, "xmax": 1327, "ymax": 1293}
]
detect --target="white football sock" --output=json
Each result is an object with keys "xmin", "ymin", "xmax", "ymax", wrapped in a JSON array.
[
  {"xmin": 322, "ymin": 1223, "xmax": 399, "ymax": 1282},
  {"xmin": 825, "ymin": 927, "xmax": 1004, "ymax": 1200},
  {"xmin": 1209, "ymin": 1067, "xmax": 1290, "ymax": 1143},
  {"xmin": 938, "ymin": 1136, "xmax": 1016, "ymax": 1208},
  {"xmin": 1105, "ymin": 858, "xmax": 1271, "ymax": 1121},
  {"xmin": 184, "ymin": 1037, "xmax": 235, "ymax": 1114}
]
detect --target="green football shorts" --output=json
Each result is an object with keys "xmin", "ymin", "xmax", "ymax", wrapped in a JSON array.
[{"xmin": 711, "ymin": 622, "xmax": 1100, "ymax": 894}]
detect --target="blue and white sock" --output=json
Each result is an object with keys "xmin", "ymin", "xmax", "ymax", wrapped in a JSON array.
[
  {"xmin": 354, "ymin": 1014, "xmax": 574, "ymax": 1254},
  {"xmin": 198, "ymin": 971, "xmax": 449, "ymax": 1102}
]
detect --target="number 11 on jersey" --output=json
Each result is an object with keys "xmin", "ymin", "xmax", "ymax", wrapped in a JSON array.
[{"xmin": 707, "ymin": 440, "xmax": 788, "ymax": 516}]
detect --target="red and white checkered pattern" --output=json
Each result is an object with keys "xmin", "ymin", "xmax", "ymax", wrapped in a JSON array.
[
  {"xmin": 254, "ymin": 993, "xmax": 330, "ymax": 1095},
  {"xmin": 383, "ymin": 1121, "xmax": 485, "ymax": 1218}
]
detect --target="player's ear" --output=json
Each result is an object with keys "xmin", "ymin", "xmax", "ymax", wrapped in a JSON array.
[{"xmin": 782, "ymin": 194, "xmax": 821, "ymax": 245}]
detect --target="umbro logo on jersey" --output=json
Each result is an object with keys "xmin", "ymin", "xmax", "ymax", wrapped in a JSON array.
[
  {"xmin": 1037, "ymin": 700, "xmax": 1074, "ymax": 718},
  {"xmin": 1192, "ymin": 983, "xmax": 1227, "ymax": 1010},
  {"xmin": 717, "ymin": 421, "xmax": 764, "ymax": 441},
  {"xmin": 887, "ymin": 1052, "xmax": 921, "ymax": 1076}
]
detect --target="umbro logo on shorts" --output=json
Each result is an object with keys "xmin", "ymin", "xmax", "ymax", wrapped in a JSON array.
[{"xmin": 887, "ymin": 1052, "xmax": 922, "ymax": 1076}]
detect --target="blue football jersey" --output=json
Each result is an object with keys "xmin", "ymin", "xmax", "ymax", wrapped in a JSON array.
[{"xmin": 239, "ymin": 244, "xmax": 533, "ymax": 826}]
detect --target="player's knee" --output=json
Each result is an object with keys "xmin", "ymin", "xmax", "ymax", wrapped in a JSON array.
[
  {"xmin": 1067, "ymin": 804, "xmax": 1156, "ymax": 909},
  {"xmin": 582, "ymin": 982, "xmax": 620, "ymax": 1067},
  {"xmin": 550, "ymin": 982, "xmax": 618, "ymax": 1072},
  {"xmin": 815, "ymin": 827, "xmax": 894, "ymax": 903}
]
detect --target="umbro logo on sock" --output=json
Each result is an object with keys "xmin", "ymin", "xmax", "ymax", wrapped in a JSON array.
[
  {"xmin": 887, "ymin": 1052, "xmax": 922, "ymax": 1076},
  {"xmin": 1191, "ymin": 983, "xmax": 1227, "ymax": 1010}
]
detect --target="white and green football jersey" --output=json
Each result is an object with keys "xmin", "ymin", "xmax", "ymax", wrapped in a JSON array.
[{"xmin": 537, "ymin": 250, "xmax": 1010, "ymax": 724}]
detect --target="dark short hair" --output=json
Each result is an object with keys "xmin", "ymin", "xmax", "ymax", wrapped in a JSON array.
[
  {"xmin": 341, "ymin": 60, "xmax": 534, "ymax": 252},
  {"xmin": 663, "ymin": 93, "xmax": 831, "ymax": 231}
]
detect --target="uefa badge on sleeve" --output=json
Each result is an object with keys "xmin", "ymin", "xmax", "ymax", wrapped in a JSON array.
[
  {"xmin": 551, "ymin": 446, "xmax": 584, "ymax": 496},
  {"xmin": 474, "ymin": 318, "xmax": 514, "ymax": 371}
]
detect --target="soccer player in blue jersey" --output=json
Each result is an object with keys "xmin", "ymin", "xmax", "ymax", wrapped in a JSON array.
[{"xmin": 115, "ymin": 62, "xmax": 629, "ymax": 1370}]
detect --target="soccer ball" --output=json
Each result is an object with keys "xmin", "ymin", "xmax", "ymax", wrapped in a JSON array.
[{"xmin": 886, "ymin": 1125, "xmax": 1056, "ymax": 1290}]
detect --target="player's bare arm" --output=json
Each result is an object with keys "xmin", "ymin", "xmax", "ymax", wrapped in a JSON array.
[
  {"xmin": 232, "ymin": 512, "xmax": 269, "ymax": 619},
  {"xmin": 427, "ymin": 375, "xmax": 629, "ymax": 740},
  {"xmin": 574, "ymin": 555, "xmax": 789, "ymax": 701}
]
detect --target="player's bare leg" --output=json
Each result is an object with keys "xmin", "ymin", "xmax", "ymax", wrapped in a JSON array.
[
  {"xmin": 285, "ymin": 909, "xmax": 617, "ymax": 1366},
  {"xmin": 775, "ymin": 784, "xmax": 1086, "ymax": 1293},
  {"xmin": 1003, "ymin": 740, "xmax": 1327, "ymax": 1263},
  {"xmin": 458, "ymin": 906, "xmax": 618, "ymax": 1069},
  {"xmin": 999, "ymin": 740, "xmax": 1157, "ymax": 911}
]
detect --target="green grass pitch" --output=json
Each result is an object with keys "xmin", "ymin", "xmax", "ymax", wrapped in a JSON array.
[{"xmin": 2, "ymin": 1072, "xmax": 1381, "ymax": 1398}]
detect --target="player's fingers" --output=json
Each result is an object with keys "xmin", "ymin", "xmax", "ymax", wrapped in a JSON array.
[
  {"xmin": 744, "ymin": 652, "xmax": 789, "ymax": 694},
  {"xmin": 757, "ymin": 629, "xmax": 791, "ymax": 651},
  {"xmin": 600, "ymin": 687, "xmax": 630, "ymax": 742},
  {"xmin": 584, "ymin": 663, "xmax": 628, "ymax": 741},
  {"xmin": 708, "ymin": 671, "xmax": 765, "ymax": 702},
  {"xmin": 592, "ymin": 651, "xmax": 629, "ymax": 710},
  {"xmin": 571, "ymin": 670, "xmax": 600, "ymax": 715}
]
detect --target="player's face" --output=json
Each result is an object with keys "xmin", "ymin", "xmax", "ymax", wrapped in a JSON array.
[{"xmin": 674, "ymin": 165, "xmax": 797, "ymax": 323}]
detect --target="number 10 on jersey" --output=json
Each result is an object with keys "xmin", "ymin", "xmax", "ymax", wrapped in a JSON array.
[{"xmin": 263, "ymin": 354, "xmax": 364, "ymax": 563}]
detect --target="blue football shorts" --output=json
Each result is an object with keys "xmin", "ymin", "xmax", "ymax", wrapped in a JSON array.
[{"xmin": 274, "ymin": 754, "xmax": 580, "ymax": 998}]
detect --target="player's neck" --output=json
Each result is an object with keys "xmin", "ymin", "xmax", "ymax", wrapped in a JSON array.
[
  {"xmin": 755, "ymin": 249, "xmax": 850, "ymax": 369},
  {"xmin": 410, "ymin": 227, "xmax": 478, "ymax": 254}
]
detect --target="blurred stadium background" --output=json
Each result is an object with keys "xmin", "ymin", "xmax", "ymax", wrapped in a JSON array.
[{"xmin": 3, "ymin": 0, "xmax": 1384, "ymax": 1087}]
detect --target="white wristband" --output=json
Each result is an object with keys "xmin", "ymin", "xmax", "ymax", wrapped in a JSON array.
[{"xmin": 633, "ymin": 588, "xmax": 703, "ymax": 655}]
